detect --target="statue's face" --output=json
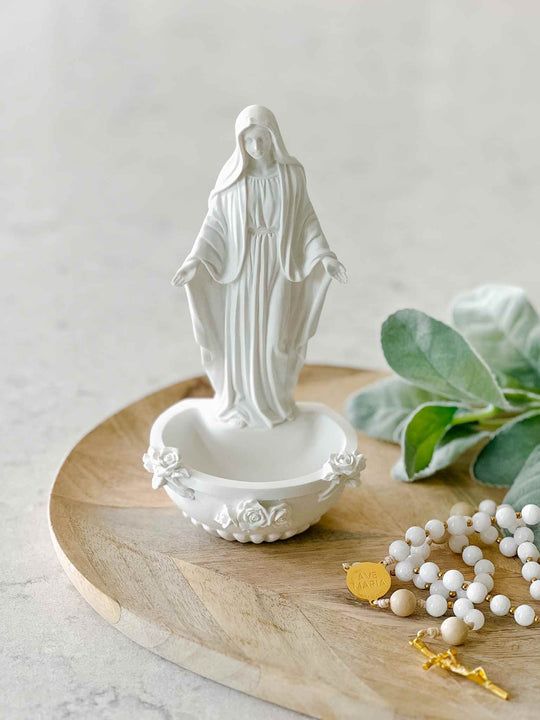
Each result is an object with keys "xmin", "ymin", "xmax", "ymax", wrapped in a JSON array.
[{"xmin": 242, "ymin": 126, "xmax": 272, "ymax": 160}]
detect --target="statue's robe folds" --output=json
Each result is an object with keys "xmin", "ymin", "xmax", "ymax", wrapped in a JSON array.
[{"xmin": 185, "ymin": 163, "xmax": 336, "ymax": 428}]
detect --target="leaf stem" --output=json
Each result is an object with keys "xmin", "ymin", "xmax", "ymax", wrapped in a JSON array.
[
  {"xmin": 452, "ymin": 405, "xmax": 501, "ymax": 426},
  {"xmin": 476, "ymin": 418, "xmax": 509, "ymax": 429}
]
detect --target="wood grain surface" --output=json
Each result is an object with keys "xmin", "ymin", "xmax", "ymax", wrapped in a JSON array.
[{"xmin": 49, "ymin": 366, "xmax": 540, "ymax": 719}]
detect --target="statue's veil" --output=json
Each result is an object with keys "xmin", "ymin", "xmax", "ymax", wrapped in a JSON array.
[{"xmin": 209, "ymin": 105, "xmax": 301, "ymax": 203}]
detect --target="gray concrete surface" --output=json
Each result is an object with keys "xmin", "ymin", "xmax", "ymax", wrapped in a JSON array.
[{"xmin": 2, "ymin": 1, "xmax": 540, "ymax": 718}]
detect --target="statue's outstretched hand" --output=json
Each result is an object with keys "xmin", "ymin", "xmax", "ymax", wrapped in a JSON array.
[
  {"xmin": 171, "ymin": 258, "xmax": 200, "ymax": 287},
  {"xmin": 323, "ymin": 257, "xmax": 348, "ymax": 283}
]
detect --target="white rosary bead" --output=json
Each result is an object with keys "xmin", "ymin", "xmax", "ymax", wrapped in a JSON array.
[
  {"xmin": 429, "ymin": 580, "xmax": 449, "ymax": 599},
  {"xmin": 463, "ymin": 518, "xmax": 475, "ymax": 536},
  {"xmin": 521, "ymin": 504, "xmax": 540, "ymax": 526},
  {"xmin": 466, "ymin": 581, "xmax": 488, "ymax": 604},
  {"xmin": 498, "ymin": 536, "xmax": 518, "ymax": 557},
  {"xmin": 514, "ymin": 604, "xmax": 536, "ymax": 627},
  {"xmin": 447, "ymin": 515, "xmax": 468, "ymax": 535},
  {"xmin": 453, "ymin": 597, "xmax": 473, "ymax": 619},
  {"xmin": 425, "ymin": 594, "xmax": 448, "ymax": 617},
  {"xmin": 479, "ymin": 498, "xmax": 497, "ymax": 516},
  {"xmin": 490, "ymin": 594, "xmax": 511, "ymax": 616},
  {"xmin": 389, "ymin": 540, "xmax": 411, "ymax": 562},
  {"xmin": 474, "ymin": 558, "xmax": 495, "ymax": 575},
  {"xmin": 462, "ymin": 545, "xmax": 483, "ymax": 566},
  {"xmin": 411, "ymin": 541, "xmax": 431, "ymax": 561},
  {"xmin": 443, "ymin": 569, "xmax": 464, "ymax": 591},
  {"xmin": 522, "ymin": 561, "xmax": 540, "ymax": 581},
  {"xmin": 405, "ymin": 526, "xmax": 426, "ymax": 547},
  {"xmin": 496, "ymin": 505, "xmax": 517, "ymax": 529},
  {"xmin": 479, "ymin": 526, "xmax": 499, "ymax": 544},
  {"xmin": 506, "ymin": 520, "xmax": 519, "ymax": 534},
  {"xmin": 530, "ymin": 580, "xmax": 540, "ymax": 601},
  {"xmin": 450, "ymin": 502, "xmax": 475, "ymax": 517},
  {"xmin": 394, "ymin": 560, "xmax": 415, "ymax": 582},
  {"xmin": 514, "ymin": 526, "xmax": 534, "ymax": 545},
  {"xmin": 471, "ymin": 511, "xmax": 491, "ymax": 533},
  {"xmin": 413, "ymin": 573, "xmax": 428, "ymax": 589},
  {"xmin": 474, "ymin": 573, "xmax": 494, "ymax": 592},
  {"xmin": 464, "ymin": 608, "xmax": 485, "ymax": 630},
  {"xmin": 517, "ymin": 541, "xmax": 540, "ymax": 563},
  {"xmin": 448, "ymin": 534, "xmax": 468, "ymax": 553},
  {"xmin": 425, "ymin": 518, "xmax": 446, "ymax": 542},
  {"xmin": 419, "ymin": 562, "xmax": 440, "ymax": 584}
]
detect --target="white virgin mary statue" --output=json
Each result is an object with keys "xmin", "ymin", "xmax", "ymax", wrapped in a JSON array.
[{"xmin": 172, "ymin": 105, "xmax": 347, "ymax": 429}]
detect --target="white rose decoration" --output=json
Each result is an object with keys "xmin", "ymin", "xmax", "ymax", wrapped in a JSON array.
[
  {"xmin": 328, "ymin": 450, "xmax": 366, "ymax": 479},
  {"xmin": 236, "ymin": 499, "xmax": 270, "ymax": 530},
  {"xmin": 267, "ymin": 503, "xmax": 290, "ymax": 526},
  {"xmin": 215, "ymin": 505, "xmax": 233, "ymax": 529},
  {"xmin": 215, "ymin": 499, "xmax": 292, "ymax": 531},
  {"xmin": 142, "ymin": 445, "xmax": 192, "ymax": 491},
  {"xmin": 142, "ymin": 446, "xmax": 160, "ymax": 474},
  {"xmin": 320, "ymin": 449, "xmax": 366, "ymax": 501}
]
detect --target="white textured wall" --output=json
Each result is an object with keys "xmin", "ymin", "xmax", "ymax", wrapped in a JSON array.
[{"xmin": 2, "ymin": 1, "xmax": 540, "ymax": 718}]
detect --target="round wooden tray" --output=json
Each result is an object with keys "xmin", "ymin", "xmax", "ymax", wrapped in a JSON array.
[{"xmin": 49, "ymin": 365, "xmax": 538, "ymax": 719}]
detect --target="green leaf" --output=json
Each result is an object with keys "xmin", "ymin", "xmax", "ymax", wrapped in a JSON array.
[
  {"xmin": 403, "ymin": 403, "xmax": 460, "ymax": 478},
  {"xmin": 346, "ymin": 377, "xmax": 445, "ymax": 443},
  {"xmin": 472, "ymin": 411, "xmax": 540, "ymax": 486},
  {"xmin": 381, "ymin": 309, "xmax": 507, "ymax": 408},
  {"xmin": 452, "ymin": 285, "xmax": 540, "ymax": 392},
  {"xmin": 504, "ymin": 446, "xmax": 540, "ymax": 546},
  {"xmin": 393, "ymin": 425, "xmax": 491, "ymax": 482}
]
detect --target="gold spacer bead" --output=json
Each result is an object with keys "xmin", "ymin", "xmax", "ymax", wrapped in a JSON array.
[
  {"xmin": 447, "ymin": 600, "xmax": 454, "ymax": 610},
  {"xmin": 516, "ymin": 511, "xmax": 522, "ymax": 519},
  {"xmin": 509, "ymin": 607, "xmax": 516, "ymax": 615},
  {"xmin": 437, "ymin": 571, "xmax": 443, "ymax": 579},
  {"xmin": 466, "ymin": 518, "xmax": 473, "ymax": 527},
  {"xmin": 443, "ymin": 521, "xmax": 448, "ymax": 529},
  {"xmin": 461, "ymin": 582, "xmax": 470, "ymax": 589},
  {"xmin": 491, "ymin": 516, "xmax": 497, "ymax": 525},
  {"xmin": 448, "ymin": 591, "xmax": 457, "ymax": 599},
  {"xmin": 485, "ymin": 593, "xmax": 493, "ymax": 602},
  {"xmin": 527, "ymin": 557, "xmax": 534, "ymax": 563},
  {"xmin": 535, "ymin": 616, "xmax": 540, "ymax": 624},
  {"xmin": 406, "ymin": 539, "xmax": 412, "ymax": 546},
  {"xmin": 495, "ymin": 537, "xmax": 501, "ymax": 544},
  {"xmin": 413, "ymin": 567, "xmax": 420, "ymax": 574},
  {"xmin": 369, "ymin": 599, "xmax": 379, "ymax": 607}
]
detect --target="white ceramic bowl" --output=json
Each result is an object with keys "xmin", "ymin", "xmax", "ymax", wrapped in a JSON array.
[{"xmin": 143, "ymin": 399, "xmax": 364, "ymax": 543}]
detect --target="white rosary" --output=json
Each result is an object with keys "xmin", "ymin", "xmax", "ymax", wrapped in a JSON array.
[{"xmin": 344, "ymin": 499, "xmax": 540, "ymax": 699}]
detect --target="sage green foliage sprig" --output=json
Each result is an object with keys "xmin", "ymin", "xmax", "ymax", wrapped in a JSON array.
[{"xmin": 347, "ymin": 285, "xmax": 540, "ymax": 516}]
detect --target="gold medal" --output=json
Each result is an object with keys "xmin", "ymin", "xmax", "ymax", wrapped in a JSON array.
[{"xmin": 346, "ymin": 561, "xmax": 391, "ymax": 601}]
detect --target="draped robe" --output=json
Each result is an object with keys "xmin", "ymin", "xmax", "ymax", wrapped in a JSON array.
[{"xmin": 185, "ymin": 162, "xmax": 336, "ymax": 428}]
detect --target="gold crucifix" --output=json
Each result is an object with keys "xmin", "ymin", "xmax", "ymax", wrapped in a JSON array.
[{"xmin": 410, "ymin": 633, "xmax": 509, "ymax": 700}]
